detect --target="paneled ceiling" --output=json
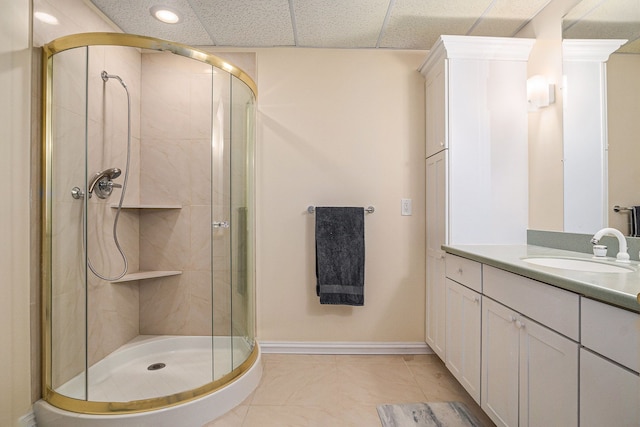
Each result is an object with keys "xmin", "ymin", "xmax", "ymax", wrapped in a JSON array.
[
  {"xmin": 87, "ymin": 0, "xmax": 553, "ymax": 49},
  {"xmin": 562, "ymin": 0, "xmax": 640, "ymax": 53}
]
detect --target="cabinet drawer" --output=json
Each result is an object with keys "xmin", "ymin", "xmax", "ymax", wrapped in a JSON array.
[
  {"xmin": 581, "ymin": 298, "xmax": 639, "ymax": 372},
  {"xmin": 445, "ymin": 254, "xmax": 482, "ymax": 292},
  {"xmin": 483, "ymin": 265, "xmax": 579, "ymax": 340}
]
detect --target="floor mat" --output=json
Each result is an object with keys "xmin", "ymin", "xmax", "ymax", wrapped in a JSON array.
[{"xmin": 377, "ymin": 402, "xmax": 481, "ymax": 427}]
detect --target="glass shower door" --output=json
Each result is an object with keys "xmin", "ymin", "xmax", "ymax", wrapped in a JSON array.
[
  {"xmin": 47, "ymin": 45, "xmax": 89, "ymax": 401},
  {"xmin": 210, "ymin": 67, "xmax": 256, "ymax": 379},
  {"xmin": 229, "ymin": 76, "xmax": 256, "ymax": 370}
]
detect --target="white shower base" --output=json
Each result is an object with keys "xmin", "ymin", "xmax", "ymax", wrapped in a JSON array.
[
  {"xmin": 58, "ymin": 335, "xmax": 252, "ymax": 402},
  {"xmin": 34, "ymin": 336, "xmax": 262, "ymax": 427}
]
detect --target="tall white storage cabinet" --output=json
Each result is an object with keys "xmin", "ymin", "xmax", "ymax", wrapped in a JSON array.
[{"xmin": 419, "ymin": 36, "xmax": 533, "ymax": 360}]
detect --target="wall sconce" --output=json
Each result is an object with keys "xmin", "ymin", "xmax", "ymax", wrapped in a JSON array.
[{"xmin": 527, "ymin": 75, "xmax": 555, "ymax": 110}]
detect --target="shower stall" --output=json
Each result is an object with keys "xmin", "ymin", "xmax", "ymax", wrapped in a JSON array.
[{"xmin": 36, "ymin": 33, "xmax": 259, "ymax": 426}]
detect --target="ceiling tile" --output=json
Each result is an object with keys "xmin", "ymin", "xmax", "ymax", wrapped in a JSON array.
[
  {"xmin": 187, "ymin": 0, "xmax": 294, "ymax": 46},
  {"xmin": 563, "ymin": 0, "xmax": 615, "ymax": 32},
  {"xmin": 90, "ymin": 0, "xmax": 214, "ymax": 45},
  {"xmin": 293, "ymin": 0, "xmax": 391, "ymax": 48},
  {"xmin": 468, "ymin": 0, "xmax": 552, "ymax": 37},
  {"xmin": 563, "ymin": 0, "xmax": 640, "ymax": 41},
  {"xmin": 379, "ymin": 0, "xmax": 495, "ymax": 49}
]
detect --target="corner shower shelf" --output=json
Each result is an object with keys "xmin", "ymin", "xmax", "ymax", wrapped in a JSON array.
[
  {"xmin": 111, "ymin": 270, "xmax": 182, "ymax": 283},
  {"xmin": 110, "ymin": 204, "xmax": 182, "ymax": 209}
]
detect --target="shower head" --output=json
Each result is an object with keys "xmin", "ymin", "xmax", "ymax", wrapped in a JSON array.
[
  {"xmin": 101, "ymin": 70, "xmax": 127, "ymax": 89},
  {"xmin": 104, "ymin": 167, "xmax": 121, "ymax": 179}
]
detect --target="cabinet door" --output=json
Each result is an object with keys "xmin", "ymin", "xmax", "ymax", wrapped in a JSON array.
[
  {"xmin": 425, "ymin": 57, "xmax": 446, "ymax": 158},
  {"xmin": 580, "ymin": 349, "xmax": 640, "ymax": 427},
  {"xmin": 482, "ymin": 298, "xmax": 519, "ymax": 427},
  {"xmin": 426, "ymin": 253, "xmax": 445, "ymax": 359},
  {"xmin": 519, "ymin": 317, "xmax": 578, "ymax": 427},
  {"xmin": 445, "ymin": 279, "xmax": 481, "ymax": 403},
  {"xmin": 426, "ymin": 152, "xmax": 447, "ymax": 359},
  {"xmin": 426, "ymin": 152, "xmax": 446, "ymax": 254}
]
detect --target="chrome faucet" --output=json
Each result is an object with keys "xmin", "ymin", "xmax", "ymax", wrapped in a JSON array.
[{"xmin": 591, "ymin": 227, "xmax": 630, "ymax": 262}]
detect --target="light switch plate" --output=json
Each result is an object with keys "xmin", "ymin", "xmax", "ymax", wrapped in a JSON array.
[{"xmin": 401, "ymin": 198, "xmax": 412, "ymax": 216}]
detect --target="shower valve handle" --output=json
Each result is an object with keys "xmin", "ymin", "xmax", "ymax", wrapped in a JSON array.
[{"xmin": 101, "ymin": 181, "xmax": 122, "ymax": 190}]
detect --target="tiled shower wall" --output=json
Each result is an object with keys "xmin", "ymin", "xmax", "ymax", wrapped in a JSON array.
[
  {"xmin": 85, "ymin": 45, "xmax": 143, "ymax": 367},
  {"xmin": 137, "ymin": 51, "xmax": 229, "ymax": 336}
]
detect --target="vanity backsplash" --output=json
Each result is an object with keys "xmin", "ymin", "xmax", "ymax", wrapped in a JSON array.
[{"xmin": 528, "ymin": 229, "xmax": 640, "ymax": 261}]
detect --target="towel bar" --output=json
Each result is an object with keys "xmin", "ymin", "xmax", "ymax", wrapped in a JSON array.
[
  {"xmin": 307, "ymin": 205, "xmax": 375, "ymax": 214},
  {"xmin": 614, "ymin": 205, "xmax": 633, "ymax": 212}
]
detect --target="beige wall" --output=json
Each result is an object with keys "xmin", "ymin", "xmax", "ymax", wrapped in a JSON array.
[
  {"xmin": 1, "ymin": 0, "xmax": 33, "ymax": 424},
  {"xmin": 517, "ymin": 0, "xmax": 581, "ymax": 231},
  {"xmin": 255, "ymin": 48, "xmax": 427, "ymax": 342}
]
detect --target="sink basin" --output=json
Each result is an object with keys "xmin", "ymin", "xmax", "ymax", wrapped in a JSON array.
[{"xmin": 522, "ymin": 257, "xmax": 635, "ymax": 273}]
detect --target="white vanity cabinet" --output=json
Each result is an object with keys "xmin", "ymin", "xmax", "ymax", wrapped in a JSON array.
[
  {"xmin": 445, "ymin": 254, "xmax": 482, "ymax": 403},
  {"xmin": 481, "ymin": 266, "xmax": 579, "ymax": 427},
  {"xmin": 579, "ymin": 298, "xmax": 640, "ymax": 427},
  {"xmin": 443, "ymin": 251, "xmax": 640, "ymax": 427},
  {"xmin": 420, "ymin": 35, "xmax": 533, "ymax": 357}
]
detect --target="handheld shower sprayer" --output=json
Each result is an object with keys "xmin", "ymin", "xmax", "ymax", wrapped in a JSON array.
[
  {"xmin": 87, "ymin": 167, "xmax": 122, "ymax": 199},
  {"xmin": 78, "ymin": 69, "xmax": 132, "ymax": 281}
]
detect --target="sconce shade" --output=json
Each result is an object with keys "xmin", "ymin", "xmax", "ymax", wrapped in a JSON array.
[{"xmin": 527, "ymin": 75, "xmax": 555, "ymax": 110}]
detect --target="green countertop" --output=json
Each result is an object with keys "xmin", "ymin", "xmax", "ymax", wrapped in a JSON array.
[{"xmin": 443, "ymin": 244, "xmax": 640, "ymax": 313}]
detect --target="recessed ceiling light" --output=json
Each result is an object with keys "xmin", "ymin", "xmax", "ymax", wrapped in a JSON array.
[
  {"xmin": 150, "ymin": 6, "xmax": 181, "ymax": 24},
  {"xmin": 35, "ymin": 11, "xmax": 59, "ymax": 25}
]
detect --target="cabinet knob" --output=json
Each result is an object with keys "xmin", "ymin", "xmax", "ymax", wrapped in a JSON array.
[
  {"xmin": 509, "ymin": 315, "xmax": 516, "ymax": 323},
  {"xmin": 515, "ymin": 320, "xmax": 525, "ymax": 329},
  {"xmin": 474, "ymin": 296, "xmax": 480, "ymax": 303},
  {"xmin": 439, "ymin": 141, "xmax": 444, "ymax": 146}
]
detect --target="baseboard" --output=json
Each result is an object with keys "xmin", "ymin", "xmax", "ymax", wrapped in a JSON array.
[
  {"xmin": 258, "ymin": 341, "xmax": 433, "ymax": 355},
  {"xmin": 18, "ymin": 409, "xmax": 37, "ymax": 427}
]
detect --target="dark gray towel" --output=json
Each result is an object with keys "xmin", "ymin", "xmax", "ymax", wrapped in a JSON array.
[
  {"xmin": 315, "ymin": 207, "xmax": 365, "ymax": 306},
  {"xmin": 632, "ymin": 206, "xmax": 640, "ymax": 237}
]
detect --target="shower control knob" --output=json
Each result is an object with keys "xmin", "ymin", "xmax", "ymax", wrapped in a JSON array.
[
  {"xmin": 212, "ymin": 221, "xmax": 230, "ymax": 228},
  {"xmin": 71, "ymin": 187, "xmax": 85, "ymax": 199}
]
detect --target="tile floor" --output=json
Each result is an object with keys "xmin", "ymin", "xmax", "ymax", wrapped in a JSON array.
[{"xmin": 204, "ymin": 353, "xmax": 495, "ymax": 427}]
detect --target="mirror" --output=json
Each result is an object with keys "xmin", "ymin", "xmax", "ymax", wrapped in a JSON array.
[{"xmin": 562, "ymin": 0, "xmax": 640, "ymax": 235}]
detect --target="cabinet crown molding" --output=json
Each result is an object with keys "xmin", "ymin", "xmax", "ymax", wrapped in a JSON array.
[
  {"xmin": 562, "ymin": 39, "xmax": 627, "ymax": 62},
  {"xmin": 419, "ymin": 35, "xmax": 535, "ymax": 76}
]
